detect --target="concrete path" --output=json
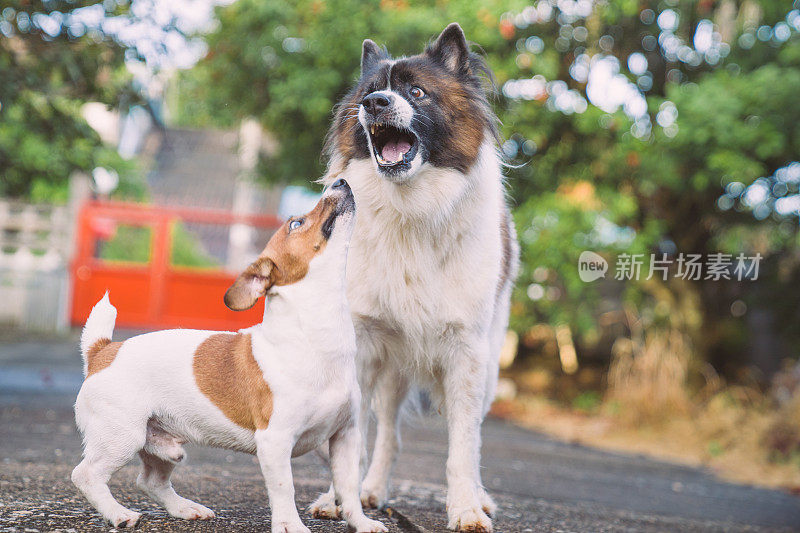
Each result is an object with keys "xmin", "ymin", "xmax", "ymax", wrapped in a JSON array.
[{"xmin": 1, "ymin": 335, "xmax": 798, "ymax": 532}]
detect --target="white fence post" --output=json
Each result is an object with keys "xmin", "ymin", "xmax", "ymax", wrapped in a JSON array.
[{"xmin": 0, "ymin": 175, "xmax": 87, "ymax": 332}]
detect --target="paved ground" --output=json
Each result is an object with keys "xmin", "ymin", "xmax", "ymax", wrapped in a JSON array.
[{"xmin": 1, "ymin": 334, "xmax": 799, "ymax": 532}]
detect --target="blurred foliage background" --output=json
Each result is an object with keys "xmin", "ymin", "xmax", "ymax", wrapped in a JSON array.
[
  {"xmin": 173, "ymin": 0, "xmax": 800, "ymax": 384},
  {"xmin": 0, "ymin": 0, "xmax": 144, "ymax": 202},
  {"xmin": 4, "ymin": 1, "xmax": 800, "ymax": 472}
]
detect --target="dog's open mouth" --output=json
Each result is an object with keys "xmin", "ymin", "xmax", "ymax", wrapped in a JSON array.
[{"xmin": 367, "ymin": 123, "xmax": 419, "ymax": 170}]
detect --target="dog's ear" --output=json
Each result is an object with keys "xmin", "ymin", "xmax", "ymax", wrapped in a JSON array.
[
  {"xmin": 427, "ymin": 23, "xmax": 469, "ymax": 73},
  {"xmin": 224, "ymin": 257, "xmax": 274, "ymax": 311},
  {"xmin": 361, "ymin": 39, "xmax": 385, "ymax": 76}
]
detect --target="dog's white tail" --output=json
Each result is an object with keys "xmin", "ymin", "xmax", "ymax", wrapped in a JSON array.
[{"xmin": 80, "ymin": 292, "xmax": 117, "ymax": 376}]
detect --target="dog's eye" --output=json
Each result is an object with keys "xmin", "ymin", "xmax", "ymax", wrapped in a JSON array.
[
  {"xmin": 410, "ymin": 86, "xmax": 425, "ymax": 98},
  {"xmin": 288, "ymin": 219, "xmax": 303, "ymax": 231}
]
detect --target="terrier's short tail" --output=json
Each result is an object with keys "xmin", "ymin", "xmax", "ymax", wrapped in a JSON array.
[{"xmin": 80, "ymin": 292, "xmax": 117, "ymax": 377}]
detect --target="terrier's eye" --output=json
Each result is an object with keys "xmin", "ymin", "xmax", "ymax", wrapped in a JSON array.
[
  {"xmin": 288, "ymin": 219, "xmax": 303, "ymax": 231},
  {"xmin": 410, "ymin": 86, "xmax": 425, "ymax": 98}
]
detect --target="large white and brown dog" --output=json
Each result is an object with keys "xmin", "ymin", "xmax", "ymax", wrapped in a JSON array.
[
  {"xmin": 311, "ymin": 23, "xmax": 519, "ymax": 533},
  {"xmin": 71, "ymin": 180, "xmax": 386, "ymax": 533}
]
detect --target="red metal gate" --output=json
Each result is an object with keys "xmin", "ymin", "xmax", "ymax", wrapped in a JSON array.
[{"xmin": 70, "ymin": 200, "xmax": 281, "ymax": 331}]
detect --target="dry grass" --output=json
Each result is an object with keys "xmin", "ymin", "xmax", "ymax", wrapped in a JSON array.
[
  {"xmin": 606, "ymin": 329, "xmax": 692, "ymax": 424},
  {"xmin": 495, "ymin": 391, "xmax": 800, "ymax": 489},
  {"xmin": 496, "ymin": 328, "xmax": 800, "ymax": 490}
]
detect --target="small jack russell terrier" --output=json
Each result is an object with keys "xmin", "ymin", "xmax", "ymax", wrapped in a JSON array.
[{"xmin": 71, "ymin": 180, "xmax": 386, "ymax": 533}]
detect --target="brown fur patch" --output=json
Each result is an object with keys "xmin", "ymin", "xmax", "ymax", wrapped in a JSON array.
[
  {"xmin": 193, "ymin": 333, "xmax": 273, "ymax": 430},
  {"xmin": 261, "ymin": 196, "xmax": 335, "ymax": 286},
  {"xmin": 85, "ymin": 338, "xmax": 122, "ymax": 377},
  {"xmin": 225, "ymin": 195, "xmax": 339, "ymax": 310},
  {"xmin": 223, "ymin": 257, "xmax": 274, "ymax": 311},
  {"xmin": 392, "ymin": 58, "xmax": 488, "ymax": 171}
]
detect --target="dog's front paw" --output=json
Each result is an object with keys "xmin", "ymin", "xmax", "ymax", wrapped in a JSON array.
[
  {"xmin": 359, "ymin": 478, "xmax": 388, "ymax": 509},
  {"xmin": 107, "ymin": 508, "xmax": 142, "ymax": 528},
  {"xmin": 169, "ymin": 501, "xmax": 215, "ymax": 520},
  {"xmin": 308, "ymin": 491, "xmax": 341, "ymax": 519},
  {"xmin": 272, "ymin": 520, "xmax": 312, "ymax": 533},
  {"xmin": 348, "ymin": 516, "xmax": 388, "ymax": 532},
  {"xmin": 447, "ymin": 507, "xmax": 493, "ymax": 532},
  {"xmin": 479, "ymin": 489, "xmax": 497, "ymax": 517}
]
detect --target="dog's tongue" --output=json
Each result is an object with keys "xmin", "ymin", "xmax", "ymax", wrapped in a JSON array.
[{"xmin": 381, "ymin": 139, "xmax": 411, "ymax": 163}]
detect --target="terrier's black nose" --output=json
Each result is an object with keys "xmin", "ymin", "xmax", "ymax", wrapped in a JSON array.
[
  {"xmin": 332, "ymin": 178, "xmax": 348, "ymax": 189},
  {"xmin": 362, "ymin": 93, "xmax": 390, "ymax": 116}
]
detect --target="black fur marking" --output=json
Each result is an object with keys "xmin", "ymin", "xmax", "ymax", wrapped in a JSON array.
[
  {"xmin": 361, "ymin": 39, "xmax": 389, "ymax": 76},
  {"xmin": 426, "ymin": 22, "xmax": 470, "ymax": 73}
]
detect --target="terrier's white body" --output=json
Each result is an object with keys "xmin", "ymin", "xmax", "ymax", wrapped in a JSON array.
[{"xmin": 72, "ymin": 184, "xmax": 386, "ymax": 533}]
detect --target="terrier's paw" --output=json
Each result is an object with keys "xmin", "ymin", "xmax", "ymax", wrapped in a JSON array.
[
  {"xmin": 348, "ymin": 516, "xmax": 388, "ymax": 532},
  {"xmin": 272, "ymin": 521, "xmax": 312, "ymax": 533},
  {"xmin": 448, "ymin": 507, "xmax": 493, "ymax": 532},
  {"xmin": 479, "ymin": 490, "xmax": 497, "ymax": 518},
  {"xmin": 108, "ymin": 509, "xmax": 142, "ymax": 528},
  {"xmin": 359, "ymin": 478, "xmax": 388, "ymax": 510},
  {"xmin": 308, "ymin": 491, "xmax": 341, "ymax": 520},
  {"xmin": 169, "ymin": 501, "xmax": 215, "ymax": 520}
]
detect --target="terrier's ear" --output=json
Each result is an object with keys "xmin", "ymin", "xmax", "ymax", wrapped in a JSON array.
[
  {"xmin": 224, "ymin": 257, "xmax": 274, "ymax": 311},
  {"xmin": 427, "ymin": 23, "xmax": 469, "ymax": 73},
  {"xmin": 361, "ymin": 39, "xmax": 386, "ymax": 76}
]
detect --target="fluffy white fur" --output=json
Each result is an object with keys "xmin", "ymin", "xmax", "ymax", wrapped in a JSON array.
[
  {"xmin": 72, "ymin": 188, "xmax": 386, "ymax": 533},
  {"xmin": 314, "ymin": 140, "xmax": 519, "ymax": 532}
]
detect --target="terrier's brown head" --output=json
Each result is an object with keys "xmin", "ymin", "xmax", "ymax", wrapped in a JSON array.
[{"xmin": 224, "ymin": 179, "xmax": 354, "ymax": 311}]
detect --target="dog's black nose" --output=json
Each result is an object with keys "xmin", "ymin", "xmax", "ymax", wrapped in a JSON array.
[
  {"xmin": 332, "ymin": 178, "xmax": 348, "ymax": 189},
  {"xmin": 362, "ymin": 93, "xmax": 390, "ymax": 116}
]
